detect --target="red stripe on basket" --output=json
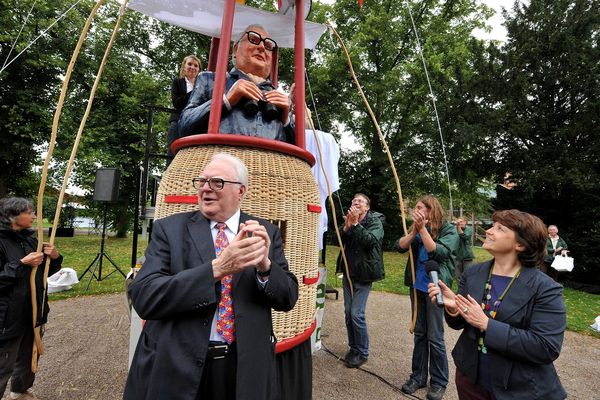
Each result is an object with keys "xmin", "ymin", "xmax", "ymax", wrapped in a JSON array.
[
  {"xmin": 275, "ymin": 319, "xmax": 317, "ymax": 354},
  {"xmin": 165, "ymin": 195, "xmax": 198, "ymax": 204},
  {"xmin": 303, "ymin": 271, "xmax": 320, "ymax": 285},
  {"xmin": 307, "ymin": 204, "xmax": 321, "ymax": 213}
]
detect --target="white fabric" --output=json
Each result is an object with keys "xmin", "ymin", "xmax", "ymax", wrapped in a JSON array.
[
  {"xmin": 305, "ymin": 129, "xmax": 340, "ymax": 250},
  {"xmin": 551, "ymin": 254, "xmax": 575, "ymax": 272},
  {"xmin": 185, "ymin": 76, "xmax": 194, "ymax": 93},
  {"xmin": 591, "ymin": 315, "xmax": 600, "ymax": 333},
  {"xmin": 128, "ymin": 0, "xmax": 327, "ymax": 49},
  {"xmin": 47, "ymin": 268, "xmax": 79, "ymax": 293}
]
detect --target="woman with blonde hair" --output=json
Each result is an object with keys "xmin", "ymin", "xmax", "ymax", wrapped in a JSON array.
[
  {"xmin": 396, "ymin": 195, "xmax": 459, "ymax": 400},
  {"xmin": 167, "ymin": 55, "xmax": 202, "ymax": 161}
]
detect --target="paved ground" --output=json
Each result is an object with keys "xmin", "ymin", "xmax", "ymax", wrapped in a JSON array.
[{"xmin": 6, "ymin": 291, "xmax": 599, "ymax": 399}]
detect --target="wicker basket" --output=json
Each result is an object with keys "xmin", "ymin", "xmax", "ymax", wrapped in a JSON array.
[{"xmin": 154, "ymin": 141, "xmax": 320, "ymax": 342}]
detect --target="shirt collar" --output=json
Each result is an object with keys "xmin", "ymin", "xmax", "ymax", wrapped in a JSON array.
[{"xmin": 209, "ymin": 209, "xmax": 241, "ymax": 234}]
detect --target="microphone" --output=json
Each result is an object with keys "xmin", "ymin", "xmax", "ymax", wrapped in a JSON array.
[{"xmin": 424, "ymin": 260, "xmax": 444, "ymax": 306}]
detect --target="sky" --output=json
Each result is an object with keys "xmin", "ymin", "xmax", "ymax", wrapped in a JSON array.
[{"xmin": 336, "ymin": 0, "xmax": 518, "ymax": 151}]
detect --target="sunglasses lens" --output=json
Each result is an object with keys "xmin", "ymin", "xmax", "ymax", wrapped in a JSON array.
[
  {"xmin": 264, "ymin": 39, "xmax": 277, "ymax": 51},
  {"xmin": 247, "ymin": 32, "xmax": 261, "ymax": 45}
]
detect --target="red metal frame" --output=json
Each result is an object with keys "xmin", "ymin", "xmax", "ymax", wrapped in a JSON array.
[
  {"xmin": 202, "ymin": 0, "xmax": 306, "ymax": 149},
  {"xmin": 173, "ymin": 134, "xmax": 315, "ymax": 166}
]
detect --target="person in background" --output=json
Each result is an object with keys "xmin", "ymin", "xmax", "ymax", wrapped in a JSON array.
[
  {"xmin": 124, "ymin": 153, "xmax": 298, "ymax": 400},
  {"xmin": 542, "ymin": 224, "xmax": 568, "ymax": 281},
  {"xmin": 396, "ymin": 195, "xmax": 458, "ymax": 400},
  {"xmin": 428, "ymin": 210, "xmax": 567, "ymax": 400},
  {"xmin": 179, "ymin": 24, "xmax": 294, "ymax": 144},
  {"xmin": 336, "ymin": 193, "xmax": 384, "ymax": 368},
  {"xmin": 167, "ymin": 54, "xmax": 201, "ymax": 161},
  {"xmin": 455, "ymin": 216, "xmax": 474, "ymax": 280},
  {"xmin": 0, "ymin": 197, "xmax": 63, "ymax": 400}
]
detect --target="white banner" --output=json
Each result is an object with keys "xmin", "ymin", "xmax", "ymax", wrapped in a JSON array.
[{"xmin": 128, "ymin": 0, "xmax": 327, "ymax": 49}]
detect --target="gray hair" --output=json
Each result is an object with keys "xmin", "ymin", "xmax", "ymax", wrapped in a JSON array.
[
  {"xmin": 0, "ymin": 197, "xmax": 34, "ymax": 229},
  {"xmin": 235, "ymin": 24, "xmax": 269, "ymax": 44},
  {"xmin": 209, "ymin": 153, "xmax": 248, "ymax": 187}
]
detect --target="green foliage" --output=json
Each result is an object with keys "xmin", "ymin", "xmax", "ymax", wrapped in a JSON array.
[
  {"xmin": 48, "ymin": 234, "xmax": 147, "ymax": 300},
  {"xmin": 491, "ymin": 0, "xmax": 600, "ymax": 284}
]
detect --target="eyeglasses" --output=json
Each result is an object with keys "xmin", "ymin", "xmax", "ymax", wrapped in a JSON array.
[
  {"xmin": 243, "ymin": 31, "xmax": 278, "ymax": 52},
  {"xmin": 192, "ymin": 177, "xmax": 242, "ymax": 191}
]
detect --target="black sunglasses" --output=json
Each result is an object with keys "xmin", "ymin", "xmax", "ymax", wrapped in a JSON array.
[{"xmin": 244, "ymin": 31, "xmax": 278, "ymax": 52}]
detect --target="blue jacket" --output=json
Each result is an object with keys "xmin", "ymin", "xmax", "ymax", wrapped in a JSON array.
[
  {"xmin": 178, "ymin": 68, "xmax": 294, "ymax": 144},
  {"xmin": 447, "ymin": 260, "xmax": 567, "ymax": 400}
]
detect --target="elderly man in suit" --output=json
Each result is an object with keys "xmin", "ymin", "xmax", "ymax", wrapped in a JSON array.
[
  {"xmin": 124, "ymin": 153, "xmax": 298, "ymax": 400},
  {"xmin": 178, "ymin": 24, "xmax": 294, "ymax": 143}
]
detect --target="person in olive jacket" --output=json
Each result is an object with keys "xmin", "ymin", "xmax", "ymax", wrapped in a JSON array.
[
  {"xmin": 0, "ymin": 197, "xmax": 62, "ymax": 400},
  {"xmin": 542, "ymin": 224, "xmax": 568, "ymax": 281},
  {"xmin": 455, "ymin": 217, "xmax": 474, "ymax": 280},
  {"xmin": 396, "ymin": 195, "xmax": 458, "ymax": 400},
  {"xmin": 336, "ymin": 193, "xmax": 384, "ymax": 369}
]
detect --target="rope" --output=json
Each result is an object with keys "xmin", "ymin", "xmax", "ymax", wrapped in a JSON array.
[
  {"xmin": 304, "ymin": 103, "xmax": 353, "ymax": 297},
  {"xmin": 1, "ymin": 0, "xmax": 38, "ymax": 71},
  {"xmin": 327, "ymin": 22, "xmax": 418, "ymax": 332},
  {"xmin": 305, "ymin": 70, "xmax": 323, "ymax": 131},
  {"xmin": 404, "ymin": 0, "xmax": 453, "ymax": 214},
  {"xmin": 31, "ymin": 0, "xmax": 107, "ymax": 373},
  {"xmin": 0, "ymin": 0, "xmax": 87, "ymax": 75}
]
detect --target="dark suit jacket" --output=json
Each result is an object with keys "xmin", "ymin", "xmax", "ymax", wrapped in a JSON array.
[
  {"xmin": 447, "ymin": 260, "xmax": 567, "ymax": 400},
  {"xmin": 124, "ymin": 211, "xmax": 299, "ymax": 400},
  {"xmin": 170, "ymin": 77, "xmax": 191, "ymax": 122}
]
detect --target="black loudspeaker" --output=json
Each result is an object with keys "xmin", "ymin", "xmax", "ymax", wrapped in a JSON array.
[{"xmin": 93, "ymin": 168, "xmax": 120, "ymax": 202}]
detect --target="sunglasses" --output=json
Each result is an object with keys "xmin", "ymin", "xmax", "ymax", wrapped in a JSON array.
[{"xmin": 243, "ymin": 31, "xmax": 278, "ymax": 52}]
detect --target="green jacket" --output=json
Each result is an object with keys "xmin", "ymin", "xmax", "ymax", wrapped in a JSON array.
[
  {"xmin": 456, "ymin": 225, "xmax": 474, "ymax": 261},
  {"xmin": 398, "ymin": 222, "xmax": 459, "ymax": 288},
  {"xmin": 544, "ymin": 236, "xmax": 568, "ymax": 264},
  {"xmin": 336, "ymin": 211, "xmax": 385, "ymax": 283}
]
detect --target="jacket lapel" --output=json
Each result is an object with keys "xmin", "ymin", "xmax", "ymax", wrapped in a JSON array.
[
  {"xmin": 467, "ymin": 260, "xmax": 492, "ymax": 306},
  {"xmin": 495, "ymin": 266, "xmax": 537, "ymax": 322},
  {"xmin": 186, "ymin": 212, "xmax": 216, "ymax": 264}
]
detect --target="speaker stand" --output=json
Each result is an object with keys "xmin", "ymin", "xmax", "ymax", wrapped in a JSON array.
[{"xmin": 79, "ymin": 203, "xmax": 127, "ymax": 290}]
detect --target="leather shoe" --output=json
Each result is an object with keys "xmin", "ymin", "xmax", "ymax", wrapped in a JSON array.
[
  {"xmin": 343, "ymin": 349, "xmax": 358, "ymax": 363},
  {"xmin": 401, "ymin": 379, "xmax": 425, "ymax": 394},
  {"xmin": 427, "ymin": 386, "xmax": 446, "ymax": 400},
  {"xmin": 345, "ymin": 353, "xmax": 368, "ymax": 368}
]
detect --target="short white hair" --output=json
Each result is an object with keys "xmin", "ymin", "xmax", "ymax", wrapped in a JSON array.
[{"xmin": 209, "ymin": 153, "xmax": 248, "ymax": 187}]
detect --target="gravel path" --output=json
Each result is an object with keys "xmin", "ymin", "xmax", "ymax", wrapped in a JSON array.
[{"xmin": 7, "ymin": 291, "xmax": 598, "ymax": 399}]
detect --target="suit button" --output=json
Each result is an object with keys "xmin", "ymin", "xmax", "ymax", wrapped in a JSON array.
[{"xmin": 202, "ymin": 319, "xmax": 209, "ymax": 326}]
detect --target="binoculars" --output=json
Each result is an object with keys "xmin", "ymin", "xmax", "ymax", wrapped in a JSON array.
[{"xmin": 241, "ymin": 93, "xmax": 281, "ymax": 122}]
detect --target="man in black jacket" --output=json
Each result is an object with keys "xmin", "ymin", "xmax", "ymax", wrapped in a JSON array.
[
  {"xmin": 336, "ymin": 193, "xmax": 385, "ymax": 368},
  {"xmin": 0, "ymin": 197, "xmax": 62, "ymax": 400}
]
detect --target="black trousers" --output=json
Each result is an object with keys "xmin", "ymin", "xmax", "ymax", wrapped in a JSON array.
[
  {"xmin": 198, "ymin": 342, "xmax": 237, "ymax": 400},
  {"xmin": 0, "ymin": 327, "xmax": 36, "ymax": 394}
]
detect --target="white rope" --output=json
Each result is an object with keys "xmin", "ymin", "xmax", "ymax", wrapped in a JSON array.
[
  {"xmin": 2, "ymin": 0, "xmax": 38, "ymax": 71},
  {"xmin": 0, "ymin": 0, "xmax": 86, "ymax": 75},
  {"xmin": 404, "ymin": 0, "xmax": 453, "ymax": 214}
]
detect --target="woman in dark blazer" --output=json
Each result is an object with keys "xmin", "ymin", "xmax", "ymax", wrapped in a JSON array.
[
  {"xmin": 429, "ymin": 210, "xmax": 567, "ymax": 400},
  {"xmin": 167, "ymin": 55, "xmax": 201, "ymax": 160}
]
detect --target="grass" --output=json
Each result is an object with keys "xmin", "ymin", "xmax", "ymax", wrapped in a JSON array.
[
  {"xmin": 48, "ymin": 234, "xmax": 147, "ymax": 300},
  {"xmin": 46, "ymin": 235, "xmax": 599, "ymax": 337}
]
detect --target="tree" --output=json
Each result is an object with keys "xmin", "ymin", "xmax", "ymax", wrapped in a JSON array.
[
  {"xmin": 492, "ymin": 0, "xmax": 600, "ymax": 283},
  {"xmin": 309, "ymin": 0, "xmax": 497, "ymax": 232}
]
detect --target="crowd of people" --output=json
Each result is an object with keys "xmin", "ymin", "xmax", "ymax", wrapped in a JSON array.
[{"xmin": 0, "ymin": 22, "xmax": 573, "ymax": 400}]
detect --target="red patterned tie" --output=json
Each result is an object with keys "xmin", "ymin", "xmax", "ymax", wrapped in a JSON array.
[{"xmin": 215, "ymin": 222, "xmax": 235, "ymax": 344}]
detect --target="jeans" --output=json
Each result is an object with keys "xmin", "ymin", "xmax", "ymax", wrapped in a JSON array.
[
  {"xmin": 409, "ymin": 289, "xmax": 449, "ymax": 388},
  {"xmin": 343, "ymin": 276, "xmax": 372, "ymax": 358}
]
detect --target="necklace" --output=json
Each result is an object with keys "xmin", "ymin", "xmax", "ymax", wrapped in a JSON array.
[{"xmin": 478, "ymin": 263, "xmax": 521, "ymax": 354}]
